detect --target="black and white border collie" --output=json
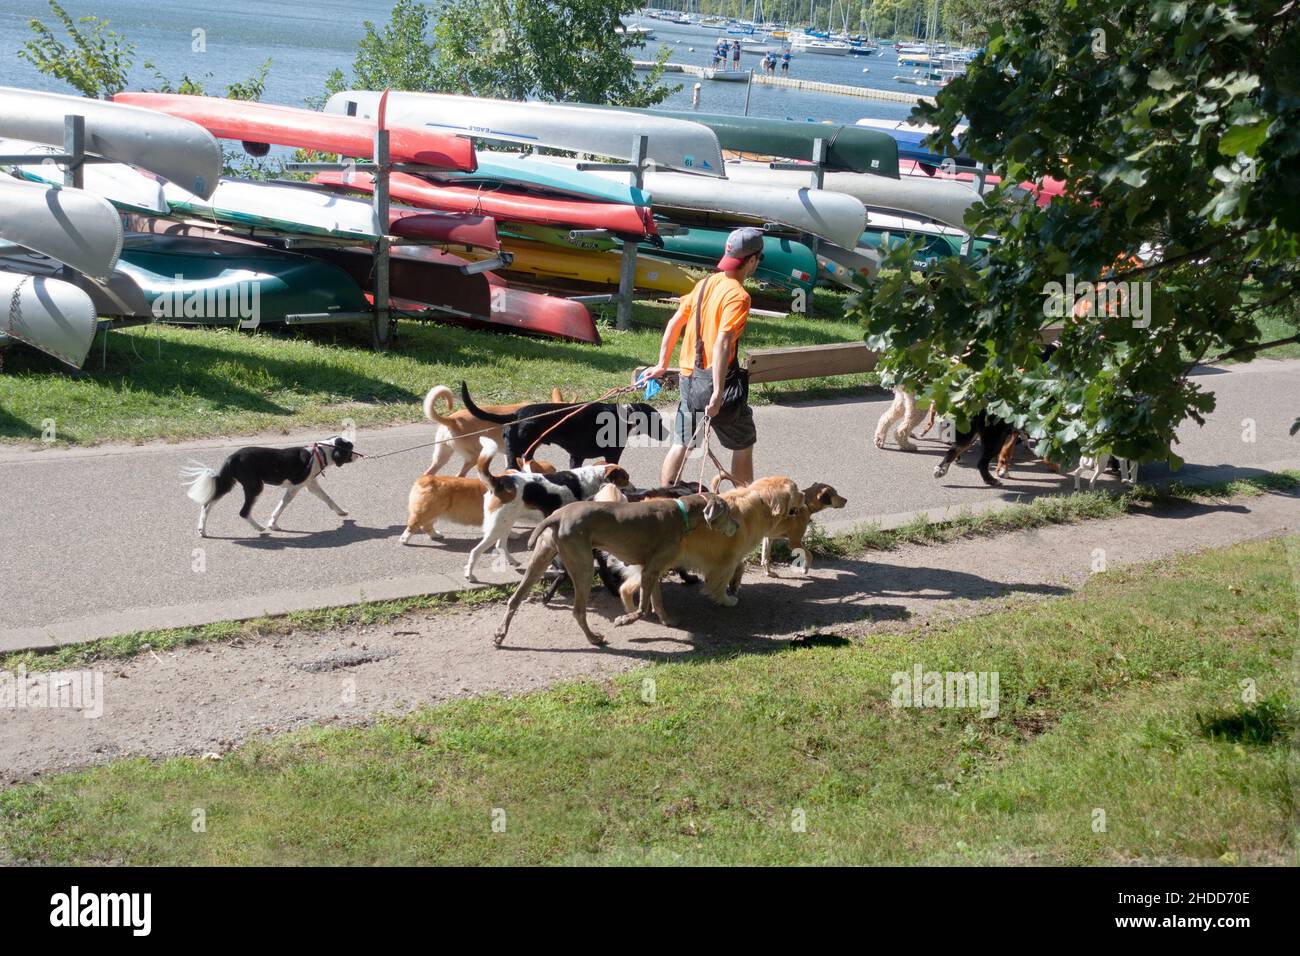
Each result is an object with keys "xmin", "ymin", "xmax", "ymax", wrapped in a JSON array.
[{"xmin": 182, "ymin": 437, "xmax": 356, "ymax": 537}]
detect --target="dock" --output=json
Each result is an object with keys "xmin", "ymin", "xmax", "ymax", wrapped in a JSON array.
[{"xmin": 634, "ymin": 61, "xmax": 934, "ymax": 105}]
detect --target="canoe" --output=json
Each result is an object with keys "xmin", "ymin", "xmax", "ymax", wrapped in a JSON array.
[
  {"xmin": 816, "ymin": 243, "xmax": 878, "ymax": 290},
  {"xmin": 853, "ymin": 117, "xmax": 972, "ymax": 168},
  {"xmin": 462, "ymin": 239, "xmax": 696, "ymax": 296},
  {"xmin": 719, "ymin": 159, "xmax": 980, "ymax": 232},
  {"xmin": 0, "ymin": 86, "xmax": 221, "ymax": 197},
  {"xmin": 860, "ymin": 226, "xmax": 994, "ymax": 268},
  {"xmin": 113, "ymin": 233, "xmax": 370, "ymax": 326},
  {"xmin": 0, "ymin": 137, "xmax": 169, "ymax": 214},
  {"xmin": 588, "ymin": 108, "xmax": 900, "ymax": 176},
  {"xmin": 503, "ymin": 222, "xmax": 815, "ymax": 291},
  {"xmin": 898, "ymin": 158, "xmax": 1065, "ymax": 208},
  {"xmin": 548, "ymin": 160, "xmax": 868, "ymax": 247},
  {"xmin": 304, "ymin": 245, "xmax": 599, "ymax": 343},
  {"xmin": 326, "ymin": 90, "xmax": 725, "ymax": 176},
  {"xmin": 0, "ymin": 269, "xmax": 98, "ymax": 367},
  {"xmin": 703, "ymin": 69, "xmax": 751, "ymax": 82},
  {"xmin": 0, "ymin": 176, "xmax": 123, "ymax": 278},
  {"xmin": 435, "ymin": 153, "xmax": 651, "ymax": 206},
  {"xmin": 0, "ymin": 247, "xmax": 153, "ymax": 319},
  {"xmin": 113, "ymin": 92, "xmax": 476, "ymax": 172},
  {"xmin": 161, "ymin": 178, "xmax": 500, "ymax": 249},
  {"xmin": 311, "ymin": 169, "xmax": 655, "ymax": 237}
]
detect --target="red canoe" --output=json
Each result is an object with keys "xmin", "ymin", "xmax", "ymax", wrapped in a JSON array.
[
  {"xmin": 313, "ymin": 169, "xmax": 655, "ymax": 237},
  {"xmin": 899, "ymin": 159, "xmax": 1065, "ymax": 208},
  {"xmin": 113, "ymin": 92, "xmax": 477, "ymax": 172},
  {"xmin": 388, "ymin": 209, "xmax": 499, "ymax": 250}
]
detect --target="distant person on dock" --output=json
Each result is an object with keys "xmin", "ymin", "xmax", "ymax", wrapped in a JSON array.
[
  {"xmin": 781, "ymin": 50, "xmax": 792, "ymax": 74},
  {"xmin": 644, "ymin": 227, "xmax": 764, "ymax": 487},
  {"xmin": 731, "ymin": 39, "xmax": 742, "ymax": 71},
  {"xmin": 764, "ymin": 51, "xmax": 777, "ymax": 75}
]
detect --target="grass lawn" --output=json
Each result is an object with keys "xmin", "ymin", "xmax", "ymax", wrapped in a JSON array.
[
  {"xmin": 0, "ymin": 288, "xmax": 870, "ymax": 447},
  {"xmin": 2, "ymin": 534, "xmax": 1294, "ymax": 865}
]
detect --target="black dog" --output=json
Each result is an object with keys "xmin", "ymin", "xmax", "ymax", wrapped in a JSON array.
[
  {"xmin": 182, "ymin": 437, "xmax": 356, "ymax": 536},
  {"xmin": 932, "ymin": 412, "xmax": 1015, "ymax": 486},
  {"xmin": 539, "ymin": 481, "xmax": 706, "ymax": 605},
  {"xmin": 460, "ymin": 382, "xmax": 666, "ymax": 469}
]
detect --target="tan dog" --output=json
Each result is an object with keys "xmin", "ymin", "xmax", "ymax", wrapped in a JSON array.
[
  {"xmin": 618, "ymin": 476, "xmax": 802, "ymax": 612},
  {"xmin": 494, "ymin": 493, "xmax": 739, "ymax": 647},
  {"xmin": 401, "ymin": 457, "xmax": 560, "ymax": 545},
  {"xmin": 422, "ymin": 385, "xmax": 567, "ymax": 476},
  {"xmin": 760, "ymin": 482, "xmax": 848, "ymax": 576}
]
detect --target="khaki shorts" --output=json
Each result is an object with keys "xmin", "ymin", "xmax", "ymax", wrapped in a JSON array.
[{"xmin": 672, "ymin": 398, "xmax": 757, "ymax": 451}]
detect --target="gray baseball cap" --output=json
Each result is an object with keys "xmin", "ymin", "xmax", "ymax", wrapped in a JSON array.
[{"xmin": 717, "ymin": 226, "xmax": 765, "ymax": 270}]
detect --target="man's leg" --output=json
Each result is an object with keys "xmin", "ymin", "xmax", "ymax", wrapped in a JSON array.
[
  {"xmin": 730, "ymin": 446, "xmax": 754, "ymax": 485},
  {"xmin": 661, "ymin": 443, "xmax": 688, "ymax": 487}
]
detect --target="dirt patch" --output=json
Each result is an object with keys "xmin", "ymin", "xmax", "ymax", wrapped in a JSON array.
[{"xmin": 1, "ymin": 493, "xmax": 1293, "ymax": 786}]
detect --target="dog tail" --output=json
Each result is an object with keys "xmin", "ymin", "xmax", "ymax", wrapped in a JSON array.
[
  {"xmin": 459, "ymin": 381, "xmax": 514, "ymax": 425},
  {"xmin": 527, "ymin": 510, "xmax": 565, "ymax": 551},
  {"xmin": 476, "ymin": 438, "xmax": 515, "ymax": 495},
  {"xmin": 422, "ymin": 385, "xmax": 457, "ymax": 425},
  {"xmin": 181, "ymin": 460, "xmax": 231, "ymax": 505}
]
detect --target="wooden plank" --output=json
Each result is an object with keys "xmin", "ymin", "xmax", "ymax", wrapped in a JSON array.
[
  {"xmin": 743, "ymin": 326, "xmax": 1064, "ymax": 385},
  {"xmin": 744, "ymin": 341, "xmax": 877, "ymax": 383}
]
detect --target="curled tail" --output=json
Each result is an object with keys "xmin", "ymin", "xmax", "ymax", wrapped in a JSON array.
[
  {"xmin": 476, "ymin": 437, "xmax": 516, "ymax": 499},
  {"xmin": 422, "ymin": 385, "xmax": 457, "ymax": 424},
  {"xmin": 527, "ymin": 510, "xmax": 565, "ymax": 550},
  {"xmin": 460, "ymin": 381, "xmax": 514, "ymax": 425},
  {"xmin": 181, "ymin": 460, "xmax": 233, "ymax": 505}
]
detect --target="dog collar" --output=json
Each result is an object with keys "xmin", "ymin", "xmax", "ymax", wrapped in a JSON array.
[
  {"xmin": 675, "ymin": 498, "xmax": 693, "ymax": 531},
  {"xmin": 309, "ymin": 443, "xmax": 328, "ymax": 472}
]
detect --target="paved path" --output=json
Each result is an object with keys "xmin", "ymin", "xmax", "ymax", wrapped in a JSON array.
[{"xmin": 1, "ymin": 359, "xmax": 1296, "ymax": 652}]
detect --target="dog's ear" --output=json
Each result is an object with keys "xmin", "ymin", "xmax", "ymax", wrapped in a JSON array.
[{"xmin": 605, "ymin": 466, "xmax": 631, "ymax": 487}]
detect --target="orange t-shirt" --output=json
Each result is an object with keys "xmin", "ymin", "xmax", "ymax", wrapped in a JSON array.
[{"xmin": 675, "ymin": 274, "xmax": 751, "ymax": 373}]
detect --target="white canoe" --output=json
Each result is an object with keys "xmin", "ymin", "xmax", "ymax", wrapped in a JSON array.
[
  {"xmin": 0, "ymin": 269, "xmax": 98, "ymax": 367},
  {"xmin": 549, "ymin": 159, "xmax": 867, "ymax": 247},
  {"xmin": 0, "ymin": 176, "xmax": 123, "ymax": 279},
  {"xmin": 325, "ymin": 90, "xmax": 726, "ymax": 176},
  {"xmin": 162, "ymin": 178, "xmax": 382, "ymax": 240},
  {"xmin": 817, "ymin": 243, "xmax": 879, "ymax": 290},
  {"xmin": 721, "ymin": 159, "xmax": 981, "ymax": 232},
  {"xmin": 0, "ymin": 87, "xmax": 222, "ymax": 197},
  {"xmin": 0, "ymin": 137, "xmax": 168, "ymax": 214}
]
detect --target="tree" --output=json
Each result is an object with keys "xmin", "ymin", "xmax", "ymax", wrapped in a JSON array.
[
  {"xmin": 18, "ymin": 0, "xmax": 134, "ymax": 98},
  {"xmin": 855, "ymin": 0, "xmax": 1299, "ymax": 468},
  {"xmin": 351, "ymin": 0, "xmax": 442, "ymax": 91},
  {"xmin": 431, "ymin": 0, "xmax": 675, "ymax": 106}
]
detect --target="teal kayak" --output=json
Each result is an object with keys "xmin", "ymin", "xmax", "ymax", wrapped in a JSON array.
[
  {"xmin": 504, "ymin": 223, "xmax": 816, "ymax": 292},
  {"xmin": 435, "ymin": 152, "xmax": 651, "ymax": 206},
  {"xmin": 578, "ymin": 106, "xmax": 900, "ymax": 178},
  {"xmin": 115, "ymin": 233, "xmax": 369, "ymax": 325},
  {"xmin": 859, "ymin": 228, "xmax": 994, "ymax": 269}
]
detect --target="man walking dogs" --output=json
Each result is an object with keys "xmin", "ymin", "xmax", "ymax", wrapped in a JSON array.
[{"xmin": 644, "ymin": 227, "xmax": 762, "ymax": 487}]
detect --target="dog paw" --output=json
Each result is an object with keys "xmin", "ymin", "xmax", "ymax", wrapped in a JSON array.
[
  {"xmin": 873, "ymin": 436, "xmax": 885, "ymax": 449},
  {"xmin": 719, "ymin": 594, "xmax": 739, "ymax": 607},
  {"xmin": 586, "ymin": 632, "xmax": 609, "ymax": 647},
  {"xmin": 399, "ymin": 531, "xmax": 411, "ymax": 544},
  {"xmin": 493, "ymin": 628, "xmax": 507, "ymax": 647},
  {"xmin": 982, "ymin": 477, "xmax": 1002, "ymax": 487},
  {"xmin": 464, "ymin": 570, "xmax": 478, "ymax": 583},
  {"xmin": 897, "ymin": 440, "xmax": 915, "ymax": 452},
  {"xmin": 614, "ymin": 612, "xmax": 640, "ymax": 627},
  {"xmin": 933, "ymin": 465, "xmax": 948, "ymax": 479}
]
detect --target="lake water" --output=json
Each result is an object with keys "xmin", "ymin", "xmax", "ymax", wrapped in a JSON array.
[{"xmin": 0, "ymin": 1, "xmax": 929, "ymax": 125}]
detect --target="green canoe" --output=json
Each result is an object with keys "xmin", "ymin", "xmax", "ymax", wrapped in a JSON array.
[
  {"xmin": 505, "ymin": 223, "xmax": 816, "ymax": 292},
  {"xmin": 115, "ymin": 233, "xmax": 370, "ymax": 326},
  {"xmin": 859, "ymin": 228, "xmax": 994, "ymax": 269},
  {"xmin": 577, "ymin": 106, "xmax": 900, "ymax": 178}
]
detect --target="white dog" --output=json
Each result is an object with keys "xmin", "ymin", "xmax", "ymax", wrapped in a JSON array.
[{"xmin": 873, "ymin": 387, "xmax": 935, "ymax": 451}]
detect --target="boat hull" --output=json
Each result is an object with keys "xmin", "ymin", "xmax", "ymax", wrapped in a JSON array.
[
  {"xmin": 0, "ymin": 176, "xmax": 123, "ymax": 279},
  {"xmin": 0, "ymin": 269, "xmax": 98, "ymax": 367}
]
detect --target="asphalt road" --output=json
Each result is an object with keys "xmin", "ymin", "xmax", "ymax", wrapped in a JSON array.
[{"xmin": 1, "ymin": 358, "xmax": 1296, "ymax": 651}]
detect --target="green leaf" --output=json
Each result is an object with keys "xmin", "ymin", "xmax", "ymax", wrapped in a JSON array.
[{"xmin": 1218, "ymin": 121, "xmax": 1269, "ymax": 158}]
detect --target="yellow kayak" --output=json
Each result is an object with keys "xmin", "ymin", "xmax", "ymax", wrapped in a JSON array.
[{"xmin": 465, "ymin": 239, "xmax": 697, "ymax": 296}]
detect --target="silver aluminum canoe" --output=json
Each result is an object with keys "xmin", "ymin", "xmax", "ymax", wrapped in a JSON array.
[
  {"xmin": 0, "ymin": 269, "xmax": 98, "ymax": 367},
  {"xmin": 548, "ymin": 159, "xmax": 867, "ymax": 247},
  {"xmin": 720, "ymin": 159, "xmax": 981, "ymax": 233},
  {"xmin": 0, "ymin": 175, "xmax": 123, "ymax": 279},
  {"xmin": 325, "ymin": 90, "xmax": 725, "ymax": 177},
  {"xmin": 0, "ymin": 86, "xmax": 221, "ymax": 197},
  {"xmin": 0, "ymin": 137, "xmax": 168, "ymax": 214}
]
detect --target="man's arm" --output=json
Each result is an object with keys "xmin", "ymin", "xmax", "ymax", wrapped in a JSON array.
[
  {"xmin": 644, "ymin": 302, "xmax": 688, "ymax": 379},
  {"xmin": 705, "ymin": 328, "xmax": 738, "ymax": 417}
]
